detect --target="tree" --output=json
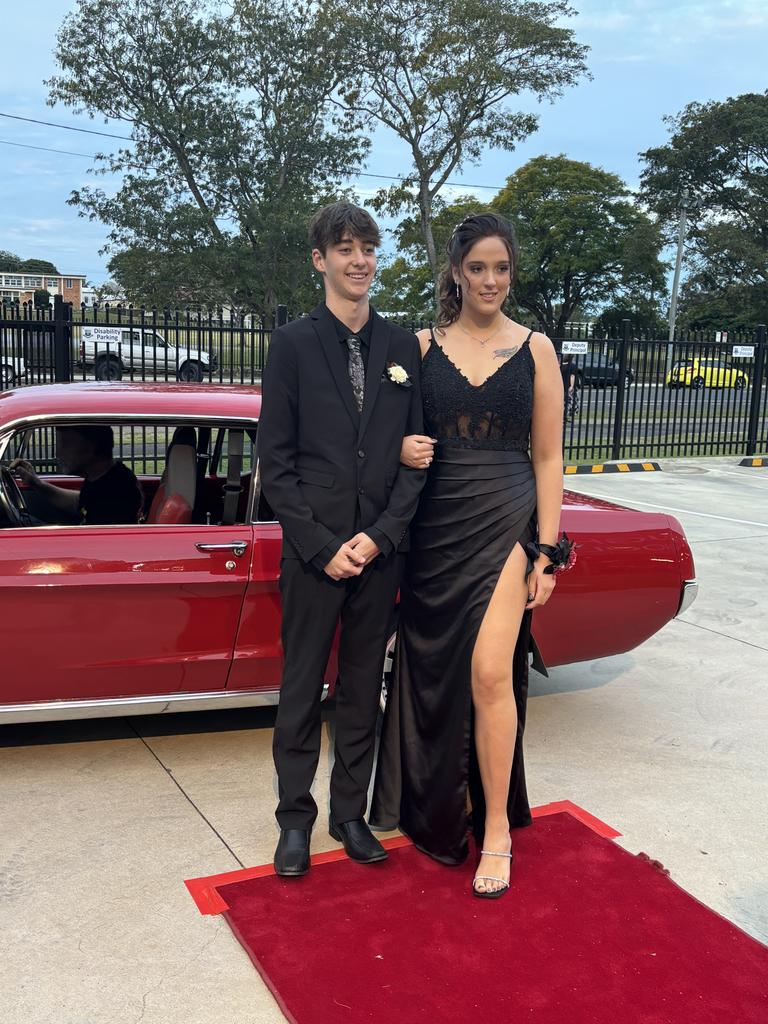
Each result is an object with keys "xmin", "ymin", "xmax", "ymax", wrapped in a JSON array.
[
  {"xmin": 0, "ymin": 251, "xmax": 21, "ymax": 272},
  {"xmin": 592, "ymin": 296, "xmax": 667, "ymax": 338},
  {"xmin": 492, "ymin": 156, "xmax": 668, "ymax": 336},
  {"xmin": 640, "ymin": 92, "xmax": 768, "ymax": 329},
  {"xmin": 20, "ymin": 258, "xmax": 60, "ymax": 274},
  {"xmin": 328, "ymin": 0, "xmax": 589, "ymax": 297},
  {"xmin": 33, "ymin": 289, "xmax": 52, "ymax": 309},
  {"xmin": 372, "ymin": 195, "xmax": 484, "ymax": 316},
  {"xmin": 47, "ymin": 0, "xmax": 366, "ymax": 314}
]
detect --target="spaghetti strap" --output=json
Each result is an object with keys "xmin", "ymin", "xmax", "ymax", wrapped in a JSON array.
[{"xmin": 523, "ymin": 329, "xmax": 534, "ymax": 346}]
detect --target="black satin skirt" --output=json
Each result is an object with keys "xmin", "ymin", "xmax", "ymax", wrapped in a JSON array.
[{"xmin": 369, "ymin": 443, "xmax": 540, "ymax": 865}]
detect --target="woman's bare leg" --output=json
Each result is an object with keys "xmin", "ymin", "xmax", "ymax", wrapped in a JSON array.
[{"xmin": 470, "ymin": 542, "xmax": 529, "ymax": 893}]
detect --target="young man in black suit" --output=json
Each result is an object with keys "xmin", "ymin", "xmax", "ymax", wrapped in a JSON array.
[{"xmin": 257, "ymin": 202, "xmax": 427, "ymax": 876}]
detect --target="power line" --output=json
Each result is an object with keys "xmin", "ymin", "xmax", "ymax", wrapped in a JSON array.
[
  {"xmin": 0, "ymin": 111, "xmax": 132, "ymax": 140},
  {"xmin": 0, "ymin": 109, "xmax": 502, "ymax": 190},
  {"xmin": 0, "ymin": 137, "xmax": 100, "ymax": 159},
  {"xmin": 0, "ymin": 110, "xmax": 643, "ymax": 199}
]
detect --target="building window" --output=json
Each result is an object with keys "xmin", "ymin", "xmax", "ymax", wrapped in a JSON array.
[
  {"xmin": 65, "ymin": 278, "xmax": 73, "ymax": 289},
  {"xmin": 6, "ymin": 276, "xmax": 22, "ymax": 287},
  {"xmin": 47, "ymin": 278, "xmax": 58, "ymax": 288},
  {"xmin": 25, "ymin": 277, "xmax": 42, "ymax": 288}
]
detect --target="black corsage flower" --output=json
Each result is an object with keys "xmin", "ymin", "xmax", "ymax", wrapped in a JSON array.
[{"xmin": 524, "ymin": 532, "xmax": 576, "ymax": 576}]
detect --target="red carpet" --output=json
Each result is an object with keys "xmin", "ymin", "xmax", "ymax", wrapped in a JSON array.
[{"xmin": 186, "ymin": 806, "xmax": 768, "ymax": 1023}]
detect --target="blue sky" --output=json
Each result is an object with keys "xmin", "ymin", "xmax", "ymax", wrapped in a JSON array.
[{"xmin": 1, "ymin": 0, "xmax": 766, "ymax": 284}]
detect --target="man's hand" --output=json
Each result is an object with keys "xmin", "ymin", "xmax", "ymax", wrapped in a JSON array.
[
  {"xmin": 347, "ymin": 532, "xmax": 381, "ymax": 565},
  {"xmin": 400, "ymin": 434, "xmax": 436, "ymax": 469},
  {"xmin": 324, "ymin": 542, "xmax": 367, "ymax": 581},
  {"xmin": 9, "ymin": 459, "xmax": 39, "ymax": 488}
]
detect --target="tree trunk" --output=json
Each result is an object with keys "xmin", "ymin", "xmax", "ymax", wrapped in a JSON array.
[{"xmin": 418, "ymin": 184, "xmax": 440, "ymax": 303}]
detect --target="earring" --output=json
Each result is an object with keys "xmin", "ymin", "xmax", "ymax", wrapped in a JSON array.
[{"xmin": 455, "ymin": 282, "xmax": 462, "ymax": 302}]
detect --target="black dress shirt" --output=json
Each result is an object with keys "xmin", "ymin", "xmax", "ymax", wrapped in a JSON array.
[
  {"xmin": 312, "ymin": 304, "xmax": 391, "ymax": 571},
  {"xmin": 327, "ymin": 305, "xmax": 372, "ymax": 372}
]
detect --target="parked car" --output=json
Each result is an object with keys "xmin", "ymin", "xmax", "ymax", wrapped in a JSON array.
[
  {"xmin": 571, "ymin": 350, "xmax": 634, "ymax": 388},
  {"xmin": 0, "ymin": 382, "xmax": 697, "ymax": 724},
  {"xmin": 0, "ymin": 356, "xmax": 26, "ymax": 389},
  {"xmin": 77, "ymin": 325, "xmax": 217, "ymax": 382},
  {"xmin": 666, "ymin": 357, "xmax": 748, "ymax": 390}
]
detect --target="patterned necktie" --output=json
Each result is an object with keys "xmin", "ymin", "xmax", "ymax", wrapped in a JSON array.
[{"xmin": 345, "ymin": 335, "xmax": 365, "ymax": 413}]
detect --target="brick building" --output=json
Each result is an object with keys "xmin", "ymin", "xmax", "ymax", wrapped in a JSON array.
[{"xmin": 0, "ymin": 271, "xmax": 87, "ymax": 306}]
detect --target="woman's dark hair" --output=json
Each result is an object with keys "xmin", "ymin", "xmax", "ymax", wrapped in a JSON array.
[
  {"xmin": 436, "ymin": 212, "xmax": 519, "ymax": 328},
  {"xmin": 308, "ymin": 201, "xmax": 381, "ymax": 255}
]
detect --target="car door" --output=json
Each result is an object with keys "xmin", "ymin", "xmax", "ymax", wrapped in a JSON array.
[{"xmin": 0, "ymin": 521, "xmax": 254, "ymax": 705}]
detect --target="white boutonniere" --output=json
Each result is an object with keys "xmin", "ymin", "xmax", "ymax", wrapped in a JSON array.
[{"xmin": 385, "ymin": 362, "xmax": 412, "ymax": 387}]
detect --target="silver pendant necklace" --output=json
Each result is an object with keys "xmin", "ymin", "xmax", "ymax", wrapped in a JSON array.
[{"xmin": 457, "ymin": 316, "xmax": 507, "ymax": 347}]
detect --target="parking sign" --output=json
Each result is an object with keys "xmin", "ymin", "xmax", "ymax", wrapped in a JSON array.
[{"xmin": 562, "ymin": 341, "xmax": 589, "ymax": 355}]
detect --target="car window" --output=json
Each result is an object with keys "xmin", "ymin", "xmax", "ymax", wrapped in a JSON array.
[{"xmin": 2, "ymin": 420, "xmax": 256, "ymax": 528}]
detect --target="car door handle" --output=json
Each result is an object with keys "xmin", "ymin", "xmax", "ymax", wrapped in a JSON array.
[{"xmin": 195, "ymin": 541, "xmax": 249, "ymax": 557}]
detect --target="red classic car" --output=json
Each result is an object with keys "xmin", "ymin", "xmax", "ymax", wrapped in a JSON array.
[{"xmin": 0, "ymin": 382, "xmax": 697, "ymax": 724}]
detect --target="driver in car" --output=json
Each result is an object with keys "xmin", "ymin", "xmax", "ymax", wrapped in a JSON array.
[{"xmin": 10, "ymin": 425, "xmax": 144, "ymax": 525}]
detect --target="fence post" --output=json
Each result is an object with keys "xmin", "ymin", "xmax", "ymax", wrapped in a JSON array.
[
  {"xmin": 745, "ymin": 324, "xmax": 767, "ymax": 456},
  {"xmin": 53, "ymin": 294, "xmax": 72, "ymax": 382},
  {"xmin": 610, "ymin": 318, "xmax": 631, "ymax": 461},
  {"xmin": 276, "ymin": 304, "xmax": 288, "ymax": 327}
]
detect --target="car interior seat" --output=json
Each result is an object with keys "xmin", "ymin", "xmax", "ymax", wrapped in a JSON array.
[{"xmin": 146, "ymin": 426, "xmax": 197, "ymax": 524}]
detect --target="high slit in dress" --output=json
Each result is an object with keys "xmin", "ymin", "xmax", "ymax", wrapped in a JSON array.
[{"xmin": 369, "ymin": 328, "xmax": 546, "ymax": 865}]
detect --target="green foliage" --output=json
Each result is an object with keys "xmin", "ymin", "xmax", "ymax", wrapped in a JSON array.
[
  {"xmin": 371, "ymin": 196, "xmax": 486, "ymax": 316},
  {"xmin": 33, "ymin": 289, "xmax": 52, "ymax": 309},
  {"xmin": 47, "ymin": 0, "xmax": 367, "ymax": 313},
  {"xmin": 20, "ymin": 258, "xmax": 60, "ymax": 274},
  {"xmin": 0, "ymin": 251, "xmax": 21, "ymax": 272},
  {"xmin": 593, "ymin": 296, "xmax": 667, "ymax": 338},
  {"xmin": 371, "ymin": 257, "xmax": 433, "ymax": 317},
  {"xmin": 328, "ymin": 0, "xmax": 590, "ymax": 294},
  {"xmin": 493, "ymin": 155, "xmax": 668, "ymax": 336},
  {"xmin": 640, "ymin": 92, "xmax": 768, "ymax": 331}
]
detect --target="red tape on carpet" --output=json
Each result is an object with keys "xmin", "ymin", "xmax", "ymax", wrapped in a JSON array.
[{"xmin": 184, "ymin": 800, "xmax": 615, "ymax": 915}]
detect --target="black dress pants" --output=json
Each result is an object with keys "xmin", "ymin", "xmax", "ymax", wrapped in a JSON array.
[{"xmin": 273, "ymin": 553, "xmax": 404, "ymax": 830}]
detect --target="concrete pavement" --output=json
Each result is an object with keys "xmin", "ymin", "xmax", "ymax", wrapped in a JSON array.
[{"xmin": 2, "ymin": 456, "xmax": 767, "ymax": 1023}]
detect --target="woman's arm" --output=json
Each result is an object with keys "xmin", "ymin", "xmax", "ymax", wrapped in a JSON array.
[
  {"xmin": 524, "ymin": 333, "xmax": 565, "ymax": 607},
  {"xmin": 529, "ymin": 332, "xmax": 565, "ymax": 562},
  {"xmin": 400, "ymin": 329, "xmax": 436, "ymax": 467}
]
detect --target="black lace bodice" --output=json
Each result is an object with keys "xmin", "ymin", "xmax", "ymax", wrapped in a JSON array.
[{"xmin": 421, "ymin": 331, "xmax": 535, "ymax": 451}]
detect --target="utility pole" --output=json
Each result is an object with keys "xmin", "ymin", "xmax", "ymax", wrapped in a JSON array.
[{"xmin": 666, "ymin": 190, "xmax": 689, "ymax": 369}]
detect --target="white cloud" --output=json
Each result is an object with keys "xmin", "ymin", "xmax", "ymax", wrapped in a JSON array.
[{"xmin": 576, "ymin": 0, "xmax": 768, "ymax": 51}]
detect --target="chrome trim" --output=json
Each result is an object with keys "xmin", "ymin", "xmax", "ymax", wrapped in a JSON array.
[
  {"xmin": 252, "ymin": 457, "xmax": 278, "ymax": 525},
  {"xmin": 0, "ymin": 684, "xmax": 330, "ymax": 725},
  {"xmin": 676, "ymin": 579, "xmax": 698, "ymax": 617},
  {"xmin": 196, "ymin": 541, "xmax": 249, "ymax": 556}
]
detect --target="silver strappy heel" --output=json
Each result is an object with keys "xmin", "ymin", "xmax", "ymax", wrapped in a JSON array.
[{"xmin": 473, "ymin": 849, "xmax": 513, "ymax": 900}]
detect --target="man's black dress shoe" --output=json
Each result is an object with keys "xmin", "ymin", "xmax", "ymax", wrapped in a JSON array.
[
  {"xmin": 274, "ymin": 829, "xmax": 311, "ymax": 877},
  {"xmin": 329, "ymin": 819, "xmax": 388, "ymax": 863}
]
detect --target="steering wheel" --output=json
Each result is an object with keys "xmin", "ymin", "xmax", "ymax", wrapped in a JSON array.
[{"xmin": 0, "ymin": 465, "xmax": 30, "ymax": 527}]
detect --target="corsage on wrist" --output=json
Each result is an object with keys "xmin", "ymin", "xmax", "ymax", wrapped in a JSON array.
[{"xmin": 524, "ymin": 533, "xmax": 576, "ymax": 576}]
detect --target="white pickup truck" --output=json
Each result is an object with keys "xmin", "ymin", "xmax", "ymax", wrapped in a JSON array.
[{"xmin": 78, "ymin": 325, "xmax": 216, "ymax": 381}]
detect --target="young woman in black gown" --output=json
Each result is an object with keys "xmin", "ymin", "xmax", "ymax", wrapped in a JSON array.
[{"xmin": 370, "ymin": 213, "xmax": 566, "ymax": 898}]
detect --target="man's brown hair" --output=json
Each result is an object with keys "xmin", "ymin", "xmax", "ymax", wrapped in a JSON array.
[{"xmin": 308, "ymin": 201, "xmax": 381, "ymax": 255}]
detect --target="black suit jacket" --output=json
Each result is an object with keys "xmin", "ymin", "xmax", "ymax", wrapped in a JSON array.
[{"xmin": 257, "ymin": 303, "xmax": 427, "ymax": 566}]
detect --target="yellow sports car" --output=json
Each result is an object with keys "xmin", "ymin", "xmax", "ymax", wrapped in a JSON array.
[{"xmin": 666, "ymin": 357, "xmax": 749, "ymax": 389}]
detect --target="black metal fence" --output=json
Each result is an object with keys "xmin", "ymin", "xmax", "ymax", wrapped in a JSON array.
[{"xmin": 1, "ymin": 299, "xmax": 766, "ymax": 460}]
